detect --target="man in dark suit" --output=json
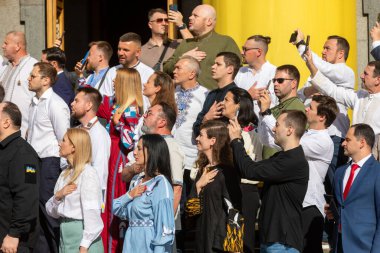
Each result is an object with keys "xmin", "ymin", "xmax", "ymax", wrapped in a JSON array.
[
  {"xmin": 229, "ymin": 110, "xmax": 309, "ymax": 253},
  {"xmin": 370, "ymin": 22, "xmax": 380, "ymax": 61},
  {"xmin": 41, "ymin": 47, "xmax": 75, "ymax": 107},
  {"xmin": 330, "ymin": 123, "xmax": 380, "ymax": 253}
]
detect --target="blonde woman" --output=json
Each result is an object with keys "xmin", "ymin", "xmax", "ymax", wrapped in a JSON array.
[
  {"xmin": 96, "ymin": 67, "xmax": 143, "ymax": 252},
  {"xmin": 46, "ymin": 128, "xmax": 103, "ymax": 253}
]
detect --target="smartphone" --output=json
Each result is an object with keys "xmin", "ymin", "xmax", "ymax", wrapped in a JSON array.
[
  {"xmin": 324, "ymin": 194, "xmax": 339, "ymax": 221},
  {"xmin": 81, "ymin": 50, "xmax": 90, "ymax": 65},
  {"xmin": 289, "ymin": 31, "xmax": 298, "ymax": 43},
  {"xmin": 303, "ymin": 35, "xmax": 310, "ymax": 56},
  {"xmin": 169, "ymin": 4, "xmax": 178, "ymax": 11}
]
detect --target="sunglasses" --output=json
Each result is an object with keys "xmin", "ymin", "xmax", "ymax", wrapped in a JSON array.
[
  {"xmin": 241, "ymin": 46, "xmax": 260, "ymax": 53},
  {"xmin": 272, "ymin": 78, "xmax": 294, "ymax": 84},
  {"xmin": 150, "ymin": 18, "xmax": 169, "ymax": 23}
]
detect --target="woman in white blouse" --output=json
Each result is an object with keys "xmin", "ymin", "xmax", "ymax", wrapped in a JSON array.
[{"xmin": 46, "ymin": 128, "xmax": 103, "ymax": 253}]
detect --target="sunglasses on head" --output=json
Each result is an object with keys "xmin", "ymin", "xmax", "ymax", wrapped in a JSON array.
[
  {"xmin": 150, "ymin": 18, "xmax": 169, "ymax": 23},
  {"xmin": 272, "ymin": 78, "xmax": 294, "ymax": 84}
]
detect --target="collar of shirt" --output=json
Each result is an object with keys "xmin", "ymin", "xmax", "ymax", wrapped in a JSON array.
[
  {"xmin": 0, "ymin": 130, "xmax": 21, "ymax": 148},
  {"xmin": 32, "ymin": 87, "xmax": 54, "ymax": 105},
  {"xmin": 186, "ymin": 30, "xmax": 214, "ymax": 42},
  {"xmin": 217, "ymin": 82, "xmax": 235, "ymax": 92},
  {"xmin": 57, "ymin": 70, "xmax": 64, "ymax": 75},
  {"xmin": 145, "ymin": 38, "xmax": 173, "ymax": 49},
  {"xmin": 179, "ymin": 83, "xmax": 200, "ymax": 93},
  {"xmin": 353, "ymin": 153, "xmax": 372, "ymax": 168}
]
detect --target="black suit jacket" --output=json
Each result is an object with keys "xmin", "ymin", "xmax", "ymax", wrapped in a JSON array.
[{"xmin": 53, "ymin": 72, "xmax": 75, "ymax": 108}]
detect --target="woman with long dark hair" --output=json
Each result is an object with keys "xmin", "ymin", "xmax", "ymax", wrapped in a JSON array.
[
  {"xmin": 113, "ymin": 134, "xmax": 175, "ymax": 253},
  {"xmin": 222, "ymin": 87, "xmax": 262, "ymax": 253},
  {"xmin": 189, "ymin": 120, "xmax": 241, "ymax": 252}
]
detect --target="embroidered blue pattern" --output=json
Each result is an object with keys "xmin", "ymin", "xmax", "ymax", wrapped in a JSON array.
[
  {"xmin": 175, "ymin": 84, "xmax": 200, "ymax": 128},
  {"xmin": 129, "ymin": 219, "xmax": 154, "ymax": 227}
]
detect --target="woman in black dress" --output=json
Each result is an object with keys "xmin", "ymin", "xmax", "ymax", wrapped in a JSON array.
[{"xmin": 190, "ymin": 120, "xmax": 241, "ymax": 253}]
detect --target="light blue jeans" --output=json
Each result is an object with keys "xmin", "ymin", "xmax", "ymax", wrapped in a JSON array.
[{"xmin": 260, "ymin": 242, "xmax": 300, "ymax": 253}]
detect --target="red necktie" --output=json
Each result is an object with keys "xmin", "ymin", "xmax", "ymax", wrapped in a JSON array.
[{"xmin": 343, "ymin": 163, "xmax": 360, "ymax": 200}]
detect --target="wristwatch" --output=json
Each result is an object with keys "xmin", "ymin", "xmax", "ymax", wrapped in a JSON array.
[
  {"xmin": 178, "ymin": 23, "xmax": 187, "ymax": 30},
  {"xmin": 260, "ymin": 109, "xmax": 272, "ymax": 117}
]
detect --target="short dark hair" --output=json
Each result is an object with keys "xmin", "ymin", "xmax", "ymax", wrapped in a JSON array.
[
  {"xmin": 0, "ymin": 85, "xmax": 4, "ymax": 102},
  {"xmin": 77, "ymin": 87, "xmax": 102, "ymax": 112},
  {"xmin": 44, "ymin": 47, "xmax": 66, "ymax": 69},
  {"xmin": 311, "ymin": 95, "xmax": 339, "ymax": 128},
  {"xmin": 276, "ymin": 64, "xmax": 300, "ymax": 86},
  {"xmin": 327, "ymin": 35, "xmax": 350, "ymax": 61},
  {"xmin": 34, "ymin": 62, "xmax": 57, "ymax": 85},
  {"xmin": 119, "ymin": 32, "xmax": 141, "ymax": 47},
  {"xmin": 281, "ymin": 110, "xmax": 307, "ymax": 139},
  {"xmin": 351, "ymin": 123, "xmax": 375, "ymax": 149},
  {"xmin": 89, "ymin": 41, "xmax": 113, "ymax": 61},
  {"xmin": 1, "ymin": 101, "xmax": 22, "ymax": 128},
  {"xmin": 141, "ymin": 134, "xmax": 173, "ymax": 185},
  {"xmin": 368, "ymin": 61, "xmax": 380, "ymax": 77},
  {"xmin": 216, "ymin": 52, "xmax": 242, "ymax": 78},
  {"xmin": 148, "ymin": 8, "xmax": 167, "ymax": 20},
  {"xmin": 157, "ymin": 102, "xmax": 176, "ymax": 131},
  {"xmin": 228, "ymin": 87, "xmax": 258, "ymax": 127},
  {"xmin": 247, "ymin": 35, "xmax": 271, "ymax": 53}
]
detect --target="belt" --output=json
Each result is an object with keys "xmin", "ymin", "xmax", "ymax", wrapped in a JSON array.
[{"xmin": 129, "ymin": 219, "xmax": 154, "ymax": 227}]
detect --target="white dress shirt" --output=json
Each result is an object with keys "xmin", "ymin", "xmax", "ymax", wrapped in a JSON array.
[
  {"xmin": 297, "ymin": 46, "xmax": 355, "ymax": 138},
  {"xmin": 258, "ymin": 116, "xmax": 334, "ymax": 215},
  {"xmin": 46, "ymin": 164, "xmax": 103, "ymax": 249},
  {"xmin": 173, "ymin": 84, "xmax": 208, "ymax": 171},
  {"xmin": 85, "ymin": 117, "xmax": 111, "ymax": 208},
  {"xmin": 373, "ymin": 41, "xmax": 380, "ymax": 50},
  {"xmin": 101, "ymin": 62, "xmax": 154, "ymax": 111},
  {"xmin": 311, "ymin": 70, "xmax": 380, "ymax": 135},
  {"xmin": 234, "ymin": 61, "xmax": 277, "ymax": 116},
  {"xmin": 27, "ymin": 88, "xmax": 70, "ymax": 158},
  {"xmin": 343, "ymin": 154, "xmax": 372, "ymax": 190},
  {"xmin": 0, "ymin": 55, "xmax": 38, "ymax": 137}
]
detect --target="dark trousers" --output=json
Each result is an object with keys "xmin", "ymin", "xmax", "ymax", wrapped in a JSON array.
[
  {"xmin": 240, "ymin": 183, "xmax": 260, "ymax": 253},
  {"xmin": 34, "ymin": 157, "xmax": 61, "ymax": 253},
  {"xmin": 337, "ymin": 233, "xmax": 343, "ymax": 253},
  {"xmin": 302, "ymin": 205, "xmax": 324, "ymax": 253},
  {"xmin": 325, "ymin": 136, "xmax": 348, "ymax": 252}
]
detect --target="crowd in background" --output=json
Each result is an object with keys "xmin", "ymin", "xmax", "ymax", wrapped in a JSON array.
[{"xmin": 0, "ymin": 3, "xmax": 380, "ymax": 253}]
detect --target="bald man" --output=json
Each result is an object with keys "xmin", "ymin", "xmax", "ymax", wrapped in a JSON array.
[
  {"xmin": 163, "ymin": 4, "xmax": 241, "ymax": 90},
  {"xmin": 0, "ymin": 31, "xmax": 38, "ymax": 137}
]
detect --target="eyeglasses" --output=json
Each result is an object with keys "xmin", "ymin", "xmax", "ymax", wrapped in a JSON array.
[
  {"xmin": 272, "ymin": 78, "xmax": 294, "ymax": 84},
  {"xmin": 29, "ymin": 74, "xmax": 43, "ymax": 80},
  {"xmin": 242, "ymin": 47, "xmax": 260, "ymax": 52},
  {"xmin": 150, "ymin": 18, "xmax": 169, "ymax": 24}
]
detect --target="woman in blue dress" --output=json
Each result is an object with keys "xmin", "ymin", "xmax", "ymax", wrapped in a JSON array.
[{"xmin": 113, "ymin": 134, "xmax": 175, "ymax": 253}]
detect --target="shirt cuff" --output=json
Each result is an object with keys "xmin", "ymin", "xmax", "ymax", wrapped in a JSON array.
[
  {"xmin": 372, "ymin": 41, "xmax": 380, "ymax": 49},
  {"xmin": 80, "ymin": 239, "xmax": 92, "ymax": 249}
]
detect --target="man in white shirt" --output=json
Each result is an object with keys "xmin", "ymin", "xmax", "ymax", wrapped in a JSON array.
[
  {"xmin": 101, "ymin": 33, "xmax": 154, "ymax": 111},
  {"xmin": 27, "ymin": 62, "xmax": 70, "ymax": 253},
  {"xmin": 295, "ymin": 31, "xmax": 354, "ymax": 191},
  {"xmin": 0, "ymin": 31, "xmax": 38, "ymax": 137},
  {"xmin": 173, "ymin": 56, "xmax": 208, "ymax": 198},
  {"xmin": 71, "ymin": 87, "xmax": 111, "ymax": 212},
  {"xmin": 305, "ymin": 54, "xmax": 380, "ymax": 144},
  {"xmin": 259, "ymin": 94, "xmax": 338, "ymax": 253},
  {"xmin": 234, "ymin": 35, "xmax": 277, "ymax": 116},
  {"xmin": 75, "ymin": 41, "xmax": 113, "ymax": 95}
]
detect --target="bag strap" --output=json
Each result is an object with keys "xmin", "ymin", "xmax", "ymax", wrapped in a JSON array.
[
  {"xmin": 97, "ymin": 67, "xmax": 111, "ymax": 91},
  {"xmin": 153, "ymin": 43, "xmax": 170, "ymax": 70}
]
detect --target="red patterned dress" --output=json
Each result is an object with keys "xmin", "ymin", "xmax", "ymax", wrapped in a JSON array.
[{"xmin": 97, "ymin": 96, "xmax": 140, "ymax": 253}]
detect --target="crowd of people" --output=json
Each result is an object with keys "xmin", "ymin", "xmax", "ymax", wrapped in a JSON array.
[{"xmin": 0, "ymin": 3, "xmax": 380, "ymax": 253}]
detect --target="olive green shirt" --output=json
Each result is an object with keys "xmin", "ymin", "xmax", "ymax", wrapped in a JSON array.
[
  {"xmin": 262, "ymin": 97, "xmax": 305, "ymax": 159},
  {"xmin": 163, "ymin": 31, "xmax": 241, "ymax": 90}
]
